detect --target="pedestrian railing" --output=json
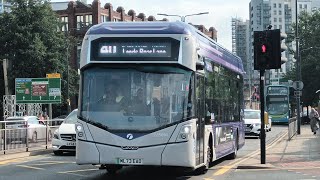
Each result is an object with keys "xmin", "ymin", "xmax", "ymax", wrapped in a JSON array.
[
  {"xmin": 288, "ymin": 117, "xmax": 297, "ymax": 140},
  {"xmin": 0, "ymin": 119, "xmax": 64, "ymax": 154}
]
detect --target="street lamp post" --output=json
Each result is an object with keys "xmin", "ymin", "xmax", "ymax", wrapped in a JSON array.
[{"xmin": 157, "ymin": 12, "xmax": 209, "ymax": 22}]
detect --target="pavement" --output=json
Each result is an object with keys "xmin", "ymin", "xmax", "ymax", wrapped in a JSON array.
[
  {"xmin": 232, "ymin": 124, "xmax": 320, "ymax": 179},
  {"xmin": 0, "ymin": 145, "xmax": 53, "ymax": 162}
]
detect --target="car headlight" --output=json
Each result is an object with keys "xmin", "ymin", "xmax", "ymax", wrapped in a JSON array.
[
  {"xmin": 253, "ymin": 123, "xmax": 261, "ymax": 127},
  {"xmin": 53, "ymin": 129, "xmax": 59, "ymax": 139}
]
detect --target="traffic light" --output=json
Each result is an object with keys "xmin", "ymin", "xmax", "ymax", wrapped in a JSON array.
[
  {"xmin": 254, "ymin": 30, "xmax": 272, "ymax": 70},
  {"xmin": 253, "ymin": 29, "xmax": 287, "ymax": 70},
  {"xmin": 280, "ymin": 32, "xmax": 288, "ymax": 64}
]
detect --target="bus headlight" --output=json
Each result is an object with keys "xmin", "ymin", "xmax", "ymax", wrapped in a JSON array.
[
  {"xmin": 176, "ymin": 125, "xmax": 192, "ymax": 142},
  {"xmin": 75, "ymin": 124, "xmax": 83, "ymax": 132}
]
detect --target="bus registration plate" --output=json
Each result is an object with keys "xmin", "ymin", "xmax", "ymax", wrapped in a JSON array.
[
  {"xmin": 117, "ymin": 158, "xmax": 143, "ymax": 165},
  {"xmin": 67, "ymin": 142, "xmax": 76, "ymax": 146}
]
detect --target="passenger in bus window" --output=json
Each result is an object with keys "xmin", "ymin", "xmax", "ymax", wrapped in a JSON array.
[
  {"xmin": 103, "ymin": 85, "xmax": 117, "ymax": 104},
  {"xmin": 132, "ymin": 88, "xmax": 150, "ymax": 115}
]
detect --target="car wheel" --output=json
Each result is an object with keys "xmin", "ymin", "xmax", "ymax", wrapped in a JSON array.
[
  {"xmin": 32, "ymin": 132, "xmax": 37, "ymax": 143},
  {"xmin": 53, "ymin": 151, "xmax": 63, "ymax": 155}
]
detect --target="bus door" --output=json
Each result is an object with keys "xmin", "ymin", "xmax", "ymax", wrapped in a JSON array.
[{"xmin": 196, "ymin": 74, "xmax": 205, "ymax": 165}]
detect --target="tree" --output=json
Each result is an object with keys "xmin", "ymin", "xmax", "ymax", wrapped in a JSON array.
[
  {"xmin": 0, "ymin": 0, "xmax": 78, "ymax": 115},
  {"xmin": 283, "ymin": 10, "xmax": 320, "ymax": 106}
]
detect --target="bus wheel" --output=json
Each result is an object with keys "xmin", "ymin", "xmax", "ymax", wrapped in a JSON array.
[
  {"xmin": 205, "ymin": 144, "xmax": 212, "ymax": 169},
  {"xmin": 228, "ymin": 133, "xmax": 238, "ymax": 159},
  {"xmin": 106, "ymin": 165, "xmax": 122, "ymax": 174}
]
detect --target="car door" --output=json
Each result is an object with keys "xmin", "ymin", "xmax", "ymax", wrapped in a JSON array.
[{"xmin": 29, "ymin": 117, "xmax": 46, "ymax": 140}]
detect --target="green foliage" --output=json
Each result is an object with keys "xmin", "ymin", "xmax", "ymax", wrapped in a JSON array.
[
  {"xmin": 284, "ymin": 10, "xmax": 320, "ymax": 106},
  {"xmin": 0, "ymin": 0, "xmax": 78, "ymax": 109}
]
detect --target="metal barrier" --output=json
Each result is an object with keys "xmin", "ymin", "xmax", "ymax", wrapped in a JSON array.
[
  {"xmin": 0, "ymin": 119, "xmax": 64, "ymax": 154},
  {"xmin": 288, "ymin": 117, "xmax": 297, "ymax": 140}
]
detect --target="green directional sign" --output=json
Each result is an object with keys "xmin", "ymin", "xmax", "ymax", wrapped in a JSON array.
[{"xmin": 15, "ymin": 78, "xmax": 61, "ymax": 104}]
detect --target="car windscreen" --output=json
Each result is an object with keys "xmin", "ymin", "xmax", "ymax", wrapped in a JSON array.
[
  {"xmin": 63, "ymin": 110, "xmax": 78, "ymax": 124},
  {"xmin": 244, "ymin": 111, "xmax": 260, "ymax": 119}
]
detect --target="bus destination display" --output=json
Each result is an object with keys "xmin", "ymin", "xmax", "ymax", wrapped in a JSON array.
[
  {"xmin": 98, "ymin": 42, "xmax": 172, "ymax": 58},
  {"xmin": 267, "ymin": 87, "xmax": 288, "ymax": 95}
]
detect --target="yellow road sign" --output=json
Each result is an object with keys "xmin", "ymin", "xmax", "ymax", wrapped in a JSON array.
[{"xmin": 46, "ymin": 73, "xmax": 61, "ymax": 78}]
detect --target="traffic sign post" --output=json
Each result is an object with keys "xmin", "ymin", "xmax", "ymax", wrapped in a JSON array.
[
  {"xmin": 293, "ymin": 81, "xmax": 304, "ymax": 91},
  {"xmin": 294, "ymin": 91, "xmax": 302, "ymax": 97},
  {"xmin": 15, "ymin": 78, "xmax": 61, "ymax": 104}
]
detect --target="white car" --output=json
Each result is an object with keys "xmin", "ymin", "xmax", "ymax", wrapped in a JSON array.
[
  {"xmin": 52, "ymin": 109, "xmax": 78, "ymax": 155},
  {"xmin": 6, "ymin": 116, "xmax": 52, "ymax": 144},
  {"xmin": 244, "ymin": 109, "xmax": 272, "ymax": 137}
]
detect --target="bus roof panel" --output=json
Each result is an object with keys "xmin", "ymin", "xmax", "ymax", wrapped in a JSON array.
[{"xmin": 87, "ymin": 21, "xmax": 191, "ymax": 35}]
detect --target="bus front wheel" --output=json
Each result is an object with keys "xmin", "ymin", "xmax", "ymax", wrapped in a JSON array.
[{"xmin": 105, "ymin": 165, "xmax": 122, "ymax": 174}]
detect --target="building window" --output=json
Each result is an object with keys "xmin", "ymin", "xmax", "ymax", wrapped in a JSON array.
[
  {"xmin": 274, "ymin": 25, "xmax": 277, "ymax": 29},
  {"xmin": 279, "ymin": 3, "xmax": 281, "ymax": 8},
  {"xmin": 273, "ymin": 3, "xmax": 276, "ymax": 8},
  {"xmin": 76, "ymin": 15, "xmax": 84, "ymax": 29},
  {"xmin": 299, "ymin": 4, "xmax": 302, "ymax": 9},
  {"xmin": 304, "ymin": 4, "xmax": 307, "ymax": 9},
  {"xmin": 279, "ymin": 10, "xmax": 282, "ymax": 15},
  {"xmin": 274, "ymin": 18, "xmax": 277, "ymax": 22},
  {"xmin": 279, "ymin": 25, "xmax": 282, "ymax": 30},
  {"xmin": 77, "ymin": 44, "xmax": 82, "ymax": 69},
  {"xmin": 279, "ymin": 18, "xmax": 282, "ymax": 22},
  {"xmin": 84, "ymin": 14, "xmax": 92, "ymax": 27},
  {"xmin": 101, "ymin": 15, "xmax": 109, "ymax": 22},
  {"xmin": 274, "ymin": 10, "xmax": 277, "ymax": 15},
  {"xmin": 61, "ymin": 16, "xmax": 68, "ymax": 32}
]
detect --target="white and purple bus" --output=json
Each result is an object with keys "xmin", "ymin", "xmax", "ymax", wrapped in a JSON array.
[{"xmin": 76, "ymin": 21, "xmax": 245, "ymax": 174}]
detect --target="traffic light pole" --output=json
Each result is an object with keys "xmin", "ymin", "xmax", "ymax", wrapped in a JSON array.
[
  {"xmin": 295, "ymin": 0, "xmax": 301, "ymax": 135},
  {"xmin": 260, "ymin": 69, "xmax": 266, "ymax": 164}
]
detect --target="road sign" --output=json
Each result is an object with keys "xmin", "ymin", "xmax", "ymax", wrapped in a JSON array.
[
  {"xmin": 15, "ymin": 78, "xmax": 61, "ymax": 104},
  {"xmin": 293, "ymin": 81, "xmax": 304, "ymax": 90},
  {"xmin": 46, "ymin": 73, "xmax": 61, "ymax": 78},
  {"xmin": 294, "ymin": 90, "xmax": 302, "ymax": 97}
]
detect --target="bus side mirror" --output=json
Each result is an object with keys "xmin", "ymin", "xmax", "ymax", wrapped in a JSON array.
[{"xmin": 196, "ymin": 61, "xmax": 204, "ymax": 70}]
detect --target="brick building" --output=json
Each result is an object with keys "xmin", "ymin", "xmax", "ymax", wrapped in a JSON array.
[
  {"xmin": 51, "ymin": 0, "xmax": 218, "ymax": 71},
  {"xmin": 51, "ymin": 0, "xmax": 218, "ymax": 109},
  {"xmin": 51, "ymin": 0, "xmax": 166, "ymax": 70}
]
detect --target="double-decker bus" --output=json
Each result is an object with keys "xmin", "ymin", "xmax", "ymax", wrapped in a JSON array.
[
  {"xmin": 265, "ymin": 85, "xmax": 290, "ymax": 124},
  {"xmin": 76, "ymin": 21, "xmax": 245, "ymax": 174}
]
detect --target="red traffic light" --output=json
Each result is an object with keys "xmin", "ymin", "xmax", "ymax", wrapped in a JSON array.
[{"xmin": 261, "ymin": 44, "xmax": 267, "ymax": 53}]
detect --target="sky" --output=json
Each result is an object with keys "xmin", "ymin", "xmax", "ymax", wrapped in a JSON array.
[{"xmin": 99, "ymin": 0, "xmax": 251, "ymax": 51}]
